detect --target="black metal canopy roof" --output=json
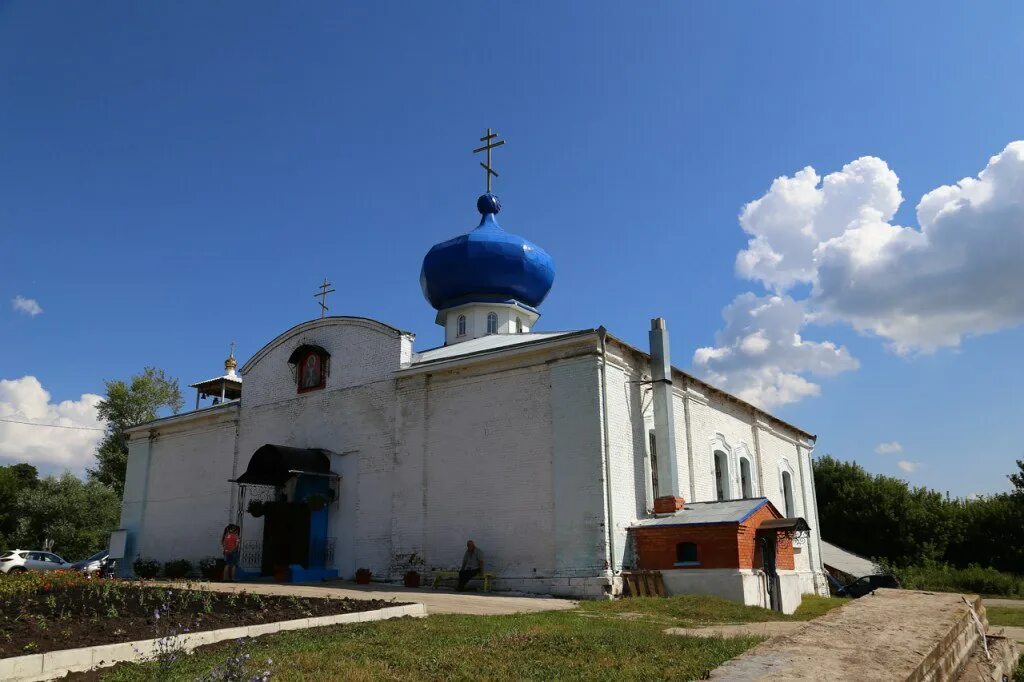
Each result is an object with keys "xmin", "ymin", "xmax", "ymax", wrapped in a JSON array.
[
  {"xmin": 757, "ymin": 517, "xmax": 811, "ymax": 533},
  {"xmin": 232, "ymin": 444, "xmax": 337, "ymax": 487}
]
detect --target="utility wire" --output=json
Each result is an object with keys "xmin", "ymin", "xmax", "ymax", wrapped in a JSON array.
[{"xmin": 0, "ymin": 416, "xmax": 105, "ymax": 432}]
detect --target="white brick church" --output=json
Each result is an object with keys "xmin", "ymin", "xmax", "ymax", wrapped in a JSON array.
[{"xmin": 117, "ymin": 187, "xmax": 828, "ymax": 607}]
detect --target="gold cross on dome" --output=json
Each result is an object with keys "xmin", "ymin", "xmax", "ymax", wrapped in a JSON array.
[
  {"xmin": 314, "ymin": 278, "xmax": 335, "ymax": 319},
  {"xmin": 473, "ymin": 128, "xmax": 505, "ymax": 193}
]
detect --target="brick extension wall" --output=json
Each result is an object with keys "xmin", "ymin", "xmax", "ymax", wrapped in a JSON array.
[{"xmin": 632, "ymin": 502, "xmax": 794, "ymax": 571}]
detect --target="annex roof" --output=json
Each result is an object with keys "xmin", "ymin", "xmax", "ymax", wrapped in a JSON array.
[
  {"xmin": 820, "ymin": 540, "xmax": 877, "ymax": 578},
  {"xmin": 631, "ymin": 498, "xmax": 771, "ymax": 527}
]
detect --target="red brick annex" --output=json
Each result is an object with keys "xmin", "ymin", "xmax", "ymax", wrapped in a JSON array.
[{"xmin": 630, "ymin": 497, "xmax": 808, "ymax": 613}]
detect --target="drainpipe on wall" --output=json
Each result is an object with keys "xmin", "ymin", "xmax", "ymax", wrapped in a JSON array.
[
  {"xmin": 597, "ymin": 328, "xmax": 616, "ymax": 581},
  {"xmin": 649, "ymin": 318, "xmax": 685, "ymax": 514}
]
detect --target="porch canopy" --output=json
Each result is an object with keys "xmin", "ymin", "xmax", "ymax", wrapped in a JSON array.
[{"xmin": 232, "ymin": 444, "xmax": 338, "ymax": 487}]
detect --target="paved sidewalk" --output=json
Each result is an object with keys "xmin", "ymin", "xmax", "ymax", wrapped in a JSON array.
[
  {"xmin": 165, "ymin": 579, "xmax": 578, "ymax": 616},
  {"xmin": 665, "ymin": 622, "xmax": 806, "ymax": 639},
  {"xmin": 985, "ymin": 598, "xmax": 1024, "ymax": 608}
]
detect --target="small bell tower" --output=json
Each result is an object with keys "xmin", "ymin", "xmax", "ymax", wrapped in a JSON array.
[{"xmin": 189, "ymin": 343, "xmax": 243, "ymax": 409}]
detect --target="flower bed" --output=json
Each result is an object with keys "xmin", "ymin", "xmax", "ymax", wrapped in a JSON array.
[{"xmin": 0, "ymin": 572, "xmax": 401, "ymax": 658}]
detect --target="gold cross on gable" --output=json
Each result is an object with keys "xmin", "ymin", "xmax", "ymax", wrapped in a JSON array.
[
  {"xmin": 314, "ymin": 278, "xmax": 336, "ymax": 319},
  {"xmin": 473, "ymin": 128, "xmax": 505, "ymax": 193}
]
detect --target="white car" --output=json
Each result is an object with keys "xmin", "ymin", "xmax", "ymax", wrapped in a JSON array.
[{"xmin": 0, "ymin": 550, "xmax": 72, "ymax": 574}]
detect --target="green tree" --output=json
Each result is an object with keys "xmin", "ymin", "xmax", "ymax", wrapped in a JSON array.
[
  {"xmin": 0, "ymin": 464, "xmax": 38, "ymax": 549},
  {"xmin": 88, "ymin": 367, "xmax": 183, "ymax": 496},
  {"xmin": 11, "ymin": 473, "xmax": 120, "ymax": 560},
  {"xmin": 1010, "ymin": 459, "xmax": 1024, "ymax": 495}
]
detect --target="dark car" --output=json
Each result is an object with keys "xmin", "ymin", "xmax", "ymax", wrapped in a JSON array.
[
  {"xmin": 837, "ymin": 573, "xmax": 901, "ymax": 598},
  {"xmin": 70, "ymin": 550, "xmax": 109, "ymax": 576}
]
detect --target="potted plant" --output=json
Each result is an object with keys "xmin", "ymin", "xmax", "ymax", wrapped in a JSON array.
[
  {"xmin": 163, "ymin": 559, "xmax": 193, "ymax": 579},
  {"xmin": 355, "ymin": 567, "xmax": 372, "ymax": 585},
  {"xmin": 247, "ymin": 500, "xmax": 266, "ymax": 517},
  {"xmin": 198, "ymin": 557, "xmax": 222, "ymax": 581},
  {"xmin": 306, "ymin": 494, "xmax": 327, "ymax": 512},
  {"xmin": 402, "ymin": 552, "xmax": 426, "ymax": 588},
  {"xmin": 133, "ymin": 557, "xmax": 161, "ymax": 579}
]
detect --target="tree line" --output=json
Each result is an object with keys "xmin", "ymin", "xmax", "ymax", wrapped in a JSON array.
[
  {"xmin": 0, "ymin": 368, "xmax": 182, "ymax": 561},
  {"xmin": 814, "ymin": 455, "xmax": 1024, "ymax": 574}
]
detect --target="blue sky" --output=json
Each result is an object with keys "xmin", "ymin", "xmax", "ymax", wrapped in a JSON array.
[{"xmin": 1, "ymin": 2, "xmax": 1022, "ymax": 495}]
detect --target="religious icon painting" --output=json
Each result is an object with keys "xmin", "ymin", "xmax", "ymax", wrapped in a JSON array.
[{"xmin": 299, "ymin": 351, "xmax": 324, "ymax": 391}]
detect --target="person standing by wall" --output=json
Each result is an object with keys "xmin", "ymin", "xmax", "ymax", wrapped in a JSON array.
[{"xmin": 221, "ymin": 524, "xmax": 240, "ymax": 582}]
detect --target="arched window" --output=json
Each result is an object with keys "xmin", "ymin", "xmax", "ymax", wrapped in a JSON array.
[
  {"xmin": 288, "ymin": 345, "xmax": 329, "ymax": 394},
  {"xmin": 516, "ymin": 316, "xmax": 523, "ymax": 333},
  {"xmin": 457, "ymin": 314, "xmax": 467, "ymax": 337},
  {"xmin": 740, "ymin": 458, "xmax": 753, "ymax": 498},
  {"xmin": 782, "ymin": 470, "xmax": 796, "ymax": 517},
  {"xmin": 675, "ymin": 542, "xmax": 699, "ymax": 566},
  {"xmin": 714, "ymin": 450, "xmax": 730, "ymax": 501},
  {"xmin": 486, "ymin": 312, "xmax": 498, "ymax": 335}
]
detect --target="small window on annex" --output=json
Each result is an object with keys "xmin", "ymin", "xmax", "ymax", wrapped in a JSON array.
[
  {"xmin": 486, "ymin": 312, "xmax": 498, "ymax": 335},
  {"xmin": 288, "ymin": 345, "xmax": 330, "ymax": 393},
  {"xmin": 457, "ymin": 314, "xmax": 467, "ymax": 337},
  {"xmin": 675, "ymin": 542, "xmax": 699, "ymax": 566}
]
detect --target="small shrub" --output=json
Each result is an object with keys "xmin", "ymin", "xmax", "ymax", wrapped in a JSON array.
[
  {"xmin": 163, "ymin": 559, "xmax": 192, "ymax": 580},
  {"xmin": 198, "ymin": 557, "xmax": 221, "ymax": 581},
  {"xmin": 133, "ymin": 558, "xmax": 161, "ymax": 579},
  {"xmin": 878, "ymin": 559, "xmax": 1024, "ymax": 597}
]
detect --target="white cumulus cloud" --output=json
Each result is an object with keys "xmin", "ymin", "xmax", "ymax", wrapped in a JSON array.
[
  {"xmin": 12, "ymin": 296, "xmax": 43, "ymax": 317},
  {"xmin": 693, "ymin": 293, "xmax": 858, "ymax": 409},
  {"xmin": 897, "ymin": 460, "xmax": 920, "ymax": 473},
  {"xmin": 695, "ymin": 140, "xmax": 1024, "ymax": 408},
  {"xmin": 875, "ymin": 441, "xmax": 903, "ymax": 454},
  {"xmin": 0, "ymin": 376, "xmax": 105, "ymax": 474}
]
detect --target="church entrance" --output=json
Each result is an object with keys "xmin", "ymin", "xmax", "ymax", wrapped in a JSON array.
[{"xmin": 231, "ymin": 444, "xmax": 339, "ymax": 582}]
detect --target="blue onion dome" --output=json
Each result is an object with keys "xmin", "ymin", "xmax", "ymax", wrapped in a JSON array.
[{"xmin": 420, "ymin": 194, "xmax": 555, "ymax": 311}]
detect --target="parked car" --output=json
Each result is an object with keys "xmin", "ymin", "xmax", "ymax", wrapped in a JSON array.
[
  {"xmin": 0, "ymin": 550, "xmax": 73, "ymax": 574},
  {"xmin": 71, "ymin": 550, "xmax": 109, "ymax": 576},
  {"xmin": 836, "ymin": 573, "xmax": 901, "ymax": 598}
]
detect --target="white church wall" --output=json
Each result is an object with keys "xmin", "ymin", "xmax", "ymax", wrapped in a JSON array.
[
  {"xmin": 416, "ymin": 363, "xmax": 557, "ymax": 585},
  {"xmin": 241, "ymin": 318, "xmax": 408, "ymax": 409},
  {"xmin": 550, "ymin": 354, "xmax": 609, "ymax": 594},
  {"xmin": 602, "ymin": 360, "xmax": 649, "ymax": 573},
  {"xmin": 236, "ymin": 318, "xmax": 406, "ymax": 578},
  {"xmin": 128, "ymin": 414, "xmax": 239, "ymax": 565}
]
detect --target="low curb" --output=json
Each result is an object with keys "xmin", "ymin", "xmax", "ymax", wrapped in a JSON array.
[{"xmin": 2, "ymin": 602, "xmax": 426, "ymax": 681}]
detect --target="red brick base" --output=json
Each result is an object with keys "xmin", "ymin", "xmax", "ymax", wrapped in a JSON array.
[{"xmin": 653, "ymin": 496, "xmax": 686, "ymax": 514}]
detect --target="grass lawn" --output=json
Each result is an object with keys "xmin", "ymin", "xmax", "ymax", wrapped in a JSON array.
[
  {"xmin": 97, "ymin": 595, "xmax": 848, "ymax": 681},
  {"xmin": 988, "ymin": 606, "xmax": 1024, "ymax": 627}
]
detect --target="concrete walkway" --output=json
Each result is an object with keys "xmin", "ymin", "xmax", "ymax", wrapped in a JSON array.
[
  {"xmin": 985, "ymin": 597, "xmax": 1024, "ymax": 608},
  {"xmin": 665, "ymin": 622, "xmax": 806, "ymax": 639},
  {"xmin": 165, "ymin": 579, "xmax": 578, "ymax": 616}
]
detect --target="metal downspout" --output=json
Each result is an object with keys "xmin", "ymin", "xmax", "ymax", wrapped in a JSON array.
[{"xmin": 598, "ymin": 328, "xmax": 616, "ymax": 584}]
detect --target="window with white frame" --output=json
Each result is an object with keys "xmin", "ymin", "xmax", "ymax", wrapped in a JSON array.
[
  {"xmin": 486, "ymin": 312, "xmax": 498, "ymax": 334},
  {"xmin": 457, "ymin": 314, "xmax": 467, "ymax": 337},
  {"xmin": 781, "ymin": 470, "xmax": 796, "ymax": 517},
  {"xmin": 714, "ymin": 450, "xmax": 730, "ymax": 501},
  {"xmin": 739, "ymin": 457, "xmax": 753, "ymax": 498}
]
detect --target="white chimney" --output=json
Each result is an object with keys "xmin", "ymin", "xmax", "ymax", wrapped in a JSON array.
[{"xmin": 650, "ymin": 317, "xmax": 683, "ymax": 511}]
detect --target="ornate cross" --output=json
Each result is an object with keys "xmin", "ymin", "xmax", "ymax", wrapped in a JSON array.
[
  {"xmin": 473, "ymin": 128, "xmax": 505, "ymax": 193},
  {"xmin": 314, "ymin": 278, "xmax": 335, "ymax": 319}
]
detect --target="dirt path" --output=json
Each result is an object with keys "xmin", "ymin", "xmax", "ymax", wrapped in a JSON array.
[{"xmin": 985, "ymin": 598, "xmax": 1024, "ymax": 608}]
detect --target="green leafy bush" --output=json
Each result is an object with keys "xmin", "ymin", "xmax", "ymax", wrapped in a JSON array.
[
  {"xmin": 133, "ymin": 557, "xmax": 161, "ymax": 579},
  {"xmin": 163, "ymin": 559, "xmax": 192, "ymax": 579},
  {"xmin": 878, "ymin": 559, "xmax": 1024, "ymax": 597}
]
